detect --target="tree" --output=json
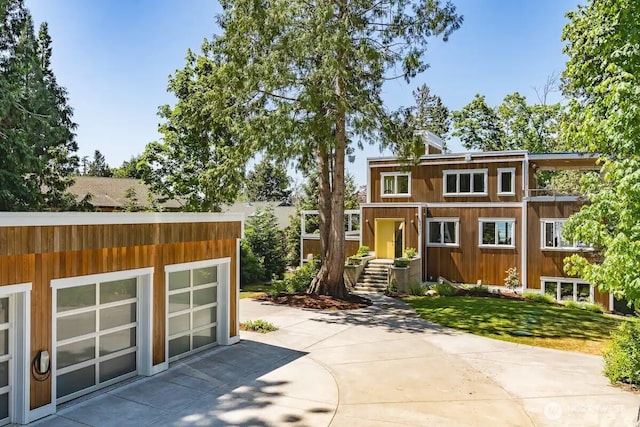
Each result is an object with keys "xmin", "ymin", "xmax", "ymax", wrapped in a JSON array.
[
  {"xmin": 560, "ymin": 0, "xmax": 640, "ymax": 305},
  {"xmin": 244, "ymin": 205, "xmax": 288, "ymax": 281},
  {"xmin": 452, "ymin": 92, "xmax": 562, "ymax": 153},
  {"xmin": 244, "ymin": 158, "xmax": 291, "ymax": 202},
  {"xmin": 85, "ymin": 150, "xmax": 112, "ymax": 177},
  {"xmin": 155, "ymin": 0, "xmax": 462, "ymax": 297},
  {"xmin": 112, "ymin": 155, "xmax": 144, "ymax": 179},
  {"xmin": 0, "ymin": 1, "xmax": 79, "ymax": 210}
]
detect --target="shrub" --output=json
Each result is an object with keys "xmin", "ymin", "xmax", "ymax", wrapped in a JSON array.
[
  {"xmin": 523, "ymin": 291, "xmax": 555, "ymax": 304},
  {"xmin": 584, "ymin": 303, "xmax": 605, "ymax": 313},
  {"xmin": 356, "ymin": 245, "xmax": 370, "ymax": 257},
  {"xmin": 240, "ymin": 240, "xmax": 263, "ymax": 285},
  {"xmin": 244, "ymin": 206, "xmax": 288, "ymax": 280},
  {"xmin": 393, "ymin": 257, "xmax": 409, "ymax": 268},
  {"xmin": 504, "ymin": 267, "xmax": 521, "ymax": 290},
  {"xmin": 386, "ymin": 278, "xmax": 398, "ymax": 295},
  {"xmin": 346, "ymin": 256, "xmax": 362, "ymax": 266},
  {"xmin": 468, "ymin": 284, "xmax": 490, "ymax": 296},
  {"xmin": 269, "ymin": 280, "xmax": 287, "ymax": 297},
  {"xmin": 407, "ymin": 282, "xmax": 425, "ymax": 296},
  {"xmin": 563, "ymin": 300, "xmax": 583, "ymax": 310},
  {"xmin": 282, "ymin": 260, "xmax": 319, "ymax": 293},
  {"xmin": 404, "ymin": 247, "xmax": 418, "ymax": 259},
  {"xmin": 603, "ymin": 321, "xmax": 640, "ymax": 386},
  {"xmin": 241, "ymin": 319, "xmax": 278, "ymax": 333},
  {"xmin": 432, "ymin": 282, "xmax": 457, "ymax": 297}
]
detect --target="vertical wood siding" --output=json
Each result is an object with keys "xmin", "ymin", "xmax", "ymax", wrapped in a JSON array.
[
  {"xmin": 361, "ymin": 207, "xmax": 419, "ymax": 253},
  {"xmin": 301, "ymin": 239, "xmax": 359, "ymax": 261}
]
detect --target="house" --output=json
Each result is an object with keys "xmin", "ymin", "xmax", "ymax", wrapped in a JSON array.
[
  {"xmin": 68, "ymin": 176, "xmax": 182, "ymax": 211},
  {"xmin": 301, "ymin": 131, "xmax": 613, "ymax": 309},
  {"xmin": 0, "ymin": 212, "xmax": 243, "ymax": 424}
]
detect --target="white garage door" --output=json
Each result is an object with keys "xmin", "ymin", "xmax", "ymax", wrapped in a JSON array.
[{"xmin": 55, "ymin": 277, "xmax": 138, "ymax": 403}]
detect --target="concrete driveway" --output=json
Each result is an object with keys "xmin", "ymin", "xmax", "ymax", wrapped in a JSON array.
[{"xmin": 36, "ymin": 294, "xmax": 639, "ymax": 426}]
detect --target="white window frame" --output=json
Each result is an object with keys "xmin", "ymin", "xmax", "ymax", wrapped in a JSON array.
[
  {"xmin": 478, "ymin": 218, "xmax": 516, "ymax": 249},
  {"xmin": 164, "ymin": 258, "xmax": 231, "ymax": 363},
  {"xmin": 497, "ymin": 167, "xmax": 516, "ymax": 196},
  {"xmin": 540, "ymin": 277, "xmax": 594, "ymax": 303},
  {"xmin": 443, "ymin": 169, "xmax": 488, "ymax": 196},
  {"xmin": 426, "ymin": 218, "xmax": 460, "ymax": 247},
  {"xmin": 380, "ymin": 171, "xmax": 411, "ymax": 197},
  {"xmin": 540, "ymin": 219, "xmax": 592, "ymax": 251}
]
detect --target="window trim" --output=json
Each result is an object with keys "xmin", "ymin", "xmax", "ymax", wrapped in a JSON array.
[
  {"xmin": 426, "ymin": 217, "xmax": 460, "ymax": 248},
  {"xmin": 497, "ymin": 167, "xmax": 516, "ymax": 196},
  {"xmin": 380, "ymin": 171, "xmax": 411, "ymax": 198},
  {"xmin": 442, "ymin": 169, "xmax": 488, "ymax": 197},
  {"xmin": 540, "ymin": 219, "xmax": 592, "ymax": 251},
  {"xmin": 540, "ymin": 277, "xmax": 594, "ymax": 303},
  {"xmin": 478, "ymin": 217, "xmax": 516, "ymax": 249}
]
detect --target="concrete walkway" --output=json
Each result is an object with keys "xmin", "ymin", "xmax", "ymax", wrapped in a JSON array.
[{"xmin": 33, "ymin": 293, "xmax": 639, "ymax": 426}]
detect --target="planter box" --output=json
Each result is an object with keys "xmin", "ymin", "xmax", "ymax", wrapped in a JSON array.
[
  {"xmin": 389, "ymin": 257, "xmax": 421, "ymax": 292},
  {"xmin": 344, "ymin": 255, "xmax": 375, "ymax": 289}
]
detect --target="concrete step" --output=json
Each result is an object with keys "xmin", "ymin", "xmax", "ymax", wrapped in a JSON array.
[
  {"xmin": 361, "ymin": 272, "xmax": 387, "ymax": 279},
  {"xmin": 354, "ymin": 284, "xmax": 386, "ymax": 292},
  {"xmin": 360, "ymin": 276, "xmax": 387, "ymax": 282},
  {"xmin": 363, "ymin": 268, "xmax": 387, "ymax": 274}
]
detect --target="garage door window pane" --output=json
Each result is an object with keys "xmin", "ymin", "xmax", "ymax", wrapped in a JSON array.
[
  {"xmin": 0, "ymin": 330, "xmax": 7, "ymax": 357},
  {"xmin": 193, "ymin": 327, "xmax": 216, "ymax": 349},
  {"xmin": 58, "ymin": 284, "xmax": 95, "ymax": 312},
  {"xmin": 100, "ymin": 328, "xmax": 136, "ymax": 357},
  {"xmin": 193, "ymin": 287, "xmax": 216, "ymax": 306},
  {"xmin": 193, "ymin": 267, "xmax": 217, "ymax": 286},
  {"xmin": 100, "ymin": 352, "xmax": 136, "ymax": 383},
  {"xmin": 58, "ymin": 365, "xmax": 95, "ymax": 398},
  {"xmin": 100, "ymin": 303, "xmax": 136, "ymax": 331},
  {"xmin": 169, "ymin": 335, "xmax": 190, "ymax": 359},
  {"xmin": 169, "ymin": 313, "xmax": 190, "ymax": 336},
  {"xmin": 0, "ymin": 393, "xmax": 7, "ymax": 419},
  {"xmin": 168, "ymin": 271, "xmax": 190, "ymax": 291},
  {"xmin": 57, "ymin": 311, "xmax": 96, "ymax": 341},
  {"xmin": 0, "ymin": 298, "xmax": 8, "ymax": 324},
  {"xmin": 193, "ymin": 307, "xmax": 216, "ymax": 328},
  {"xmin": 0, "ymin": 361, "xmax": 7, "ymax": 388},
  {"xmin": 169, "ymin": 292, "xmax": 190, "ymax": 314},
  {"xmin": 100, "ymin": 278, "xmax": 137, "ymax": 304},
  {"xmin": 57, "ymin": 338, "xmax": 95, "ymax": 369}
]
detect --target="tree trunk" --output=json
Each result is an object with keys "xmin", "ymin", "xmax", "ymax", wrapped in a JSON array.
[{"xmin": 308, "ymin": 144, "xmax": 332, "ymax": 290}]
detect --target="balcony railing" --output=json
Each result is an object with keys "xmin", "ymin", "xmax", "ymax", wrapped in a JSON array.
[{"xmin": 528, "ymin": 188, "xmax": 587, "ymax": 199}]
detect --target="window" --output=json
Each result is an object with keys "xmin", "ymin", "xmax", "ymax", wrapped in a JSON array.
[
  {"xmin": 344, "ymin": 212, "xmax": 360, "ymax": 236},
  {"xmin": 479, "ymin": 218, "xmax": 515, "ymax": 248},
  {"xmin": 497, "ymin": 168, "xmax": 516, "ymax": 195},
  {"xmin": 542, "ymin": 278, "xmax": 593, "ymax": 303},
  {"xmin": 541, "ymin": 219, "xmax": 591, "ymax": 250},
  {"xmin": 443, "ymin": 169, "xmax": 487, "ymax": 196},
  {"xmin": 427, "ymin": 218, "xmax": 459, "ymax": 247},
  {"xmin": 381, "ymin": 172, "xmax": 410, "ymax": 197}
]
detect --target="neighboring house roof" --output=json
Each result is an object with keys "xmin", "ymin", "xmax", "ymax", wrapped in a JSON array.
[
  {"xmin": 222, "ymin": 201, "xmax": 296, "ymax": 230},
  {"xmin": 69, "ymin": 176, "xmax": 182, "ymax": 210}
]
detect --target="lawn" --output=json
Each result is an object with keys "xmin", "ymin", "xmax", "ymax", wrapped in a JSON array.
[
  {"xmin": 404, "ymin": 295, "xmax": 631, "ymax": 355},
  {"xmin": 240, "ymin": 283, "xmax": 270, "ymax": 299}
]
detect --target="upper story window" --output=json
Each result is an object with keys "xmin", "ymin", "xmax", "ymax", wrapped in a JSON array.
[
  {"xmin": 427, "ymin": 218, "xmax": 459, "ymax": 247},
  {"xmin": 443, "ymin": 169, "xmax": 488, "ymax": 196},
  {"xmin": 497, "ymin": 168, "xmax": 516, "ymax": 196},
  {"xmin": 541, "ymin": 219, "xmax": 590, "ymax": 250},
  {"xmin": 479, "ymin": 218, "xmax": 515, "ymax": 248},
  {"xmin": 381, "ymin": 172, "xmax": 411, "ymax": 197}
]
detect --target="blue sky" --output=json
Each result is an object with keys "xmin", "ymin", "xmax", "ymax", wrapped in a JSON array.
[{"xmin": 27, "ymin": 0, "xmax": 578, "ymax": 187}]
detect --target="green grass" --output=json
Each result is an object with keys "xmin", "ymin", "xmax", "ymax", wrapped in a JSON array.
[
  {"xmin": 240, "ymin": 283, "xmax": 270, "ymax": 299},
  {"xmin": 240, "ymin": 319, "xmax": 278, "ymax": 333},
  {"xmin": 404, "ymin": 295, "xmax": 631, "ymax": 355}
]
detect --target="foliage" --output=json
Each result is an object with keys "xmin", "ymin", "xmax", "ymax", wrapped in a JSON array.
[
  {"xmin": 346, "ymin": 257, "xmax": 361, "ymax": 266},
  {"xmin": 111, "ymin": 155, "xmax": 144, "ymax": 179},
  {"xmin": 244, "ymin": 206, "xmax": 288, "ymax": 281},
  {"xmin": 356, "ymin": 246, "xmax": 370, "ymax": 257},
  {"xmin": 268, "ymin": 280, "xmax": 287, "ymax": 298},
  {"xmin": 404, "ymin": 248, "xmax": 417, "ymax": 259},
  {"xmin": 466, "ymin": 284, "xmax": 490, "ymax": 296},
  {"xmin": 85, "ymin": 150, "xmax": 112, "ymax": 177},
  {"xmin": 404, "ymin": 295, "xmax": 626, "ymax": 355},
  {"xmin": 240, "ymin": 319, "xmax": 278, "ymax": 333},
  {"xmin": 122, "ymin": 187, "xmax": 142, "ymax": 212},
  {"xmin": 430, "ymin": 282, "xmax": 457, "ymax": 297},
  {"xmin": 0, "ymin": 2, "xmax": 79, "ymax": 210},
  {"xmin": 240, "ymin": 240, "xmax": 263, "ymax": 285},
  {"xmin": 239, "ymin": 282, "xmax": 270, "ymax": 299},
  {"xmin": 282, "ymin": 260, "xmax": 320, "ymax": 293},
  {"xmin": 561, "ymin": 0, "xmax": 640, "ymax": 306},
  {"xmin": 393, "ymin": 258, "xmax": 409, "ymax": 268},
  {"xmin": 452, "ymin": 92, "xmax": 562, "ymax": 153},
  {"xmin": 504, "ymin": 267, "xmax": 521, "ymax": 290},
  {"xmin": 523, "ymin": 292, "xmax": 556, "ymax": 304},
  {"xmin": 243, "ymin": 158, "xmax": 291, "ymax": 203},
  {"xmin": 158, "ymin": 0, "xmax": 462, "ymax": 297},
  {"xmin": 407, "ymin": 282, "xmax": 425, "ymax": 296},
  {"xmin": 386, "ymin": 278, "xmax": 398, "ymax": 295},
  {"xmin": 603, "ymin": 321, "xmax": 640, "ymax": 385},
  {"xmin": 584, "ymin": 303, "xmax": 605, "ymax": 314},
  {"xmin": 563, "ymin": 300, "xmax": 582, "ymax": 310}
]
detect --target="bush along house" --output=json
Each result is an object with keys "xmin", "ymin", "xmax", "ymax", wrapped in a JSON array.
[{"xmin": 301, "ymin": 131, "xmax": 614, "ymax": 310}]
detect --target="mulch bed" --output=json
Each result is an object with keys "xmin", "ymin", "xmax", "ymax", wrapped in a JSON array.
[{"xmin": 256, "ymin": 293, "xmax": 372, "ymax": 310}]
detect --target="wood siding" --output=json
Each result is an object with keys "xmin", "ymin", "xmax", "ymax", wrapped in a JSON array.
[
  {"xmin": 424, "ymin": 207, "xmax": 521, "ymax": 285},
  {"xmin": 301, "ymin": 239, "xmax": 359, "ymax": 261},
  {"xmin": 369, "ymin": 160, "xmax": 524, "ymax": 203},
  {"xmin": 0, "ymin": 221, "xmax": 241, "ymax": 410},
  {"xmin": 361, "ymin": 207, "xmax": 419, "ymax": 254}
]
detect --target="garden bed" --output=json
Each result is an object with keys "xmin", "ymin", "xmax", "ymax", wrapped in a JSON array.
[{"xmin": 256, "ymin": 293, "xmax": 372, "ymax": 310}]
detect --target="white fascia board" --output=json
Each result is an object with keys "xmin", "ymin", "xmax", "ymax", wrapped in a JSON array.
[
  {"xmin": 528, "ymin": 152, "xmax": 599, "ymax": 160},
  {"xmin": 367, "ymin": 150, "xmax": 529, "ymax": 164},
  {"xmin": 0, "ymin": 212, "xmax": 245, "ymax": 227}
]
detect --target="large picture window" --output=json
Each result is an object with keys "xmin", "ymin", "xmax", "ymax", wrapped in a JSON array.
[
  {"xmin": 427, "ymin": 218, "xmax": 459, "ymax": 247},
  {"xmin": 443, "ymin": 169, "xmax": 488, "ymax": 196},
  {"xmin": 541, "ymin": 219, "xmax": 590, "ymax": 250},
  {"xmin": 479, "ymin": 218, "xmax": 515, "ymax": 248},
  {"xmin": 542, "ymin": 278, "xmax": 593, "ymax": 303},
  {"xmin": 381, "ymin": 172, "xmax": 410, "ymax": 197}
]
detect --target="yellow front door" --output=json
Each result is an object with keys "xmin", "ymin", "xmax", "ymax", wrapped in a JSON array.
[{"xmin": 375, "ymin": 219, "xmax": 405, "ymax": 259}]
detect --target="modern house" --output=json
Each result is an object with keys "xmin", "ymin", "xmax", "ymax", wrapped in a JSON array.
[
  {"xmin": 301, "ymin": 132, "xmax": 613, "ymax": 309},
  {"xmin": 0, "ymin": 212, "xmax": 243, "ymax": 424}
]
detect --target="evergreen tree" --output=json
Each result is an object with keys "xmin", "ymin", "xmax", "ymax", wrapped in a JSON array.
[
  {"xmin": 244, "ymin": 158, "xmax": 291, "ymax": 202},
  {"xmin": 86, "ymin": 150, "xmax": 112, "ymax": 177},
  {"xmin": 112, "ymin": 155, "xmax": 144, "ymax": 179},
  {"xmin": 244, "ymin": 205, "xmax": 288, "ymax": 281}
]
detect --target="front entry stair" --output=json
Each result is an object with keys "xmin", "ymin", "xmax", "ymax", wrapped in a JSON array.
[{"xmin": 354, "ymin": 259, "xmax": 393, "ymax": 292}]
